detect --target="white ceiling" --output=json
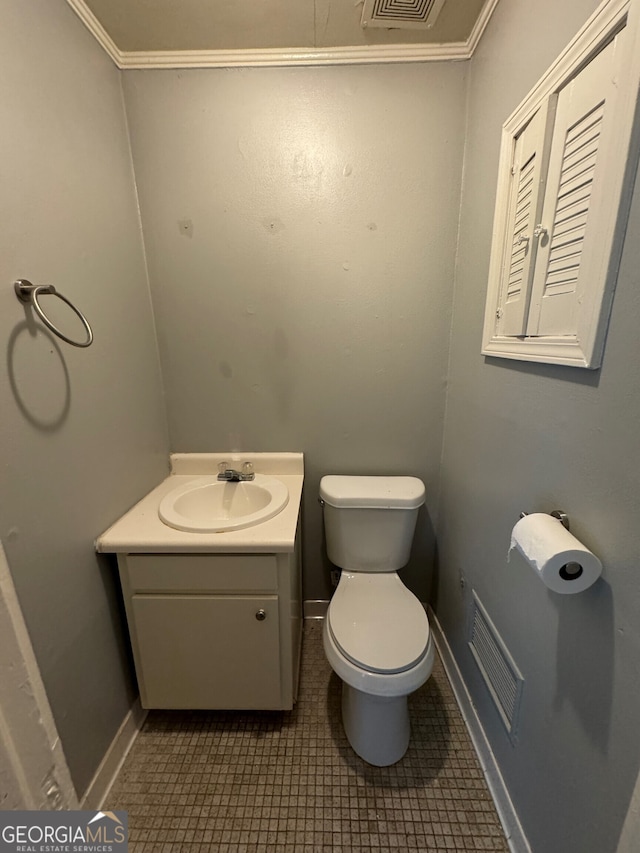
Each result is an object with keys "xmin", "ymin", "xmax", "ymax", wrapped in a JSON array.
[{"xmin": 78, "ymin": 0, "xmax": 492, "ymax": 54}]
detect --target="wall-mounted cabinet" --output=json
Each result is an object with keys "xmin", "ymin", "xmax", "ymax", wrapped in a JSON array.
[{"xmin": 482, "ymin": 0, "xmax": 640, "ymax": 368}]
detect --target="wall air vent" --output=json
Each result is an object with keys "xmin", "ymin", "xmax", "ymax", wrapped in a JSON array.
[
  {"xmin": 361, "ymin": 0, "xmax": 447, "ymax": 30},
  {"xmin": 468, "ymin": 592, "xmax": 524, "ymax": 737}
]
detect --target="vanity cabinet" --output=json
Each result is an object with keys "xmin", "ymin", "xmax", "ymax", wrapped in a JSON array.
[{"xmin": 116, "ymin": 549, "xmax": 302, "ymax": 710}]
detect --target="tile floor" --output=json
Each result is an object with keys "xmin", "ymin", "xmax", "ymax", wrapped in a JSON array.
[{"xmin": 107, "ymin": 620, "xmax": 509, "ymax": 852}]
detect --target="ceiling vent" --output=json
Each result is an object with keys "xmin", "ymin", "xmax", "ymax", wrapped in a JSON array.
[{"xmin": 361, "ymin": 0, "xmax": 447, "ymax": 30}]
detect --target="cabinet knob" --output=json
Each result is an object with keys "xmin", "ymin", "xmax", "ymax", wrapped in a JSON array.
[{"xmin": 255, "ymin": 609, "xmax": 266, "ymax": 621}]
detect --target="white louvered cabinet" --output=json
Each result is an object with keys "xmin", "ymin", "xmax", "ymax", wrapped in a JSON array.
[{"xmin": 483, "ymin": 0, "xmax": 640, "ymax": 368}]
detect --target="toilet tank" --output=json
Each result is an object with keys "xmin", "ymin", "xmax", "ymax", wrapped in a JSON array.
[{"xmin": 319, "ymin": 475, "xmax": 425, "ymax": 572}]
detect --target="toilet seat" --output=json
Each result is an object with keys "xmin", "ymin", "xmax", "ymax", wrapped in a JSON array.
[
  {"xmin": 327, "ymin": 572, "xmax": 429, "ymax": 675},
  {"xmin": 323, "ymin": 612, "xmax": 435, "ymax": 699}
]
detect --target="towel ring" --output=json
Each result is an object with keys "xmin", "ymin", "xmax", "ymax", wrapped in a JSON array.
[{"xmin": 14, "ymin": 279, "xmax": 93, "ymax": 348}]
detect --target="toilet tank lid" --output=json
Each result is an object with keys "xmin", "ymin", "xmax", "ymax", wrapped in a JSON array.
[{"xmin": 319, "ymin": 475, "xmax": 425, "ymax": 509}]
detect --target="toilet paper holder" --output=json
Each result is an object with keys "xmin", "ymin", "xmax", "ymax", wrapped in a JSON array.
[
  {"xmin": 519, "ymin": 509, "xmax": 570, "ymax": 531},
  {"xmin": 519, "ymin": 512, "xmax": 582, "ymax": 580},
  {"xmin": 513, "ymin": 510, "xmax": 602, "ymax": 588}
]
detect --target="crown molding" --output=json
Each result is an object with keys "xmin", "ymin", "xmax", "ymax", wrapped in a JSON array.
[
  {"xmin": 67, "ymin": 0, "xmax": 499, "ymax": 69},
  {"xmin": 117, "ymin": 42, "xmax": 472, "ymax": 69},
  {"xmin": 66, "ymin": 0, "xmax": 121, "ymax": 64},
  {"xmin": 466, "ymin": 0, "xmax": 501, "ymax": 55}
]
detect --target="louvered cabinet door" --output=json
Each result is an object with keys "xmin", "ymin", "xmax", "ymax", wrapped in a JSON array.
[
  {"xmin": 526, "ymin": 34, "xmax": 622, "ymax": 336},
  {"xmin": 483, "ymin": 2, "xmax": 640, "ymax": 367},
  {"xmin": 498, "ymin": 106, "xmax": 550, "ymax": 336}
]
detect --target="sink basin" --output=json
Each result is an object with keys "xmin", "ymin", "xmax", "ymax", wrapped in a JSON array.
[{"xmin": 158, "ymin": 474, "xmax": 289, "ymax": 533}]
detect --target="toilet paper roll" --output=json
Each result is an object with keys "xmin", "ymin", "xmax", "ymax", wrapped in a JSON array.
[{"xmin": 509, "ymin": 513, "xmax": 602, "ymax": 594}]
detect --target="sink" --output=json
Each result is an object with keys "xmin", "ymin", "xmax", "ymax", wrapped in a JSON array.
[{"xmin": 158, "ymin": 474, "xmax": 289, "ymax": 533}]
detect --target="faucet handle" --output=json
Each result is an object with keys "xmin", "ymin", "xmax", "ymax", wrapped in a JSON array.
[
  {"xmin": 218, "ymin": 461, "xmax": 228, "ymax": 475},
  {"xmin": 242, "ymin": 461, "xmax": 254, "ymax": 477}
]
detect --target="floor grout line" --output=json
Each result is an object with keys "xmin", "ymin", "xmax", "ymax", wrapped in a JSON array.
[{"xmin": 107, "ymin": 620, "xmax": 509, "ymax": 851}]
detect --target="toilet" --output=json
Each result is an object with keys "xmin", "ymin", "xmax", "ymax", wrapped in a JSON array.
[{"xmin": 319, "ymin": 475, "xmax": 435, "ymax": 766}]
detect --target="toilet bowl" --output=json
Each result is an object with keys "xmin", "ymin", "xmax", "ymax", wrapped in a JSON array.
[{"xmin": 319, "ymin": 475, "xmax": 434, "ymax": 766}]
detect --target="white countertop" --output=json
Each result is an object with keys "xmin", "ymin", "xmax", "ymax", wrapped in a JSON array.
[{"xmin": 96, "ymin": 453, "xmax": 304, "ymax": 554}]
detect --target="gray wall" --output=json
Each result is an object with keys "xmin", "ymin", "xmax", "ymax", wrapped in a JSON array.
[
  {"xmin": 0, "ymin": 0, "xmax": 169, "ymax": 795},
  {"xmin": 122, "ymin": 64, "xmax": 468, "ymax": 601},
  {"xmin": 6, "ymin": 2, "xmax": 638, "ymax": 841},
  {"xmin": 437, "ymin": 1, "xmax": 640, "ymax": 851}
]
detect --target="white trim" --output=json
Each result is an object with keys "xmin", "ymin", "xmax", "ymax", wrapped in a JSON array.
[
  {"xmin": 467, "ymin": 0, "xmax": 501, "ymax": 55},
  {"xmin": 66, "ymin": 0, "xmax": 500, "ymax": 69},
  {"xmin": 482, "ymin": 335, "xmax": 591, "ymax": 368},
  {"xmin": 80, "ymin": 699, "xmax": 147, "ymax": 809},
  {"xmin": 117, "ymin": 42, "xmax": 471, "ymax": 69},
  {"xmin": 482, "ymin": 0, "xmax": 640, "ymax": 369},
  {"xmin": 0, "ymin": 542, "xmax": 79, "ymax": 810},
  {"xmin": 428, "ymin": 607, "xmax": 531, "ymax": 853},
  {"xmin": 65, "ymin": 0, "xmax": 121, "ymax": 65},
  {"xmin": 617, "ymin": 766, "xmax": 640, "ymax": 851},
  {"xmin": 303, "ymin": 599, "xmax": 330, "ymax": 619},
  {"xmin": 305, "ymin": 600, "xmax": 530, "ymax": 850},
  {"xmin": 506, "ymin": 0, "xmax": 629, "ymax": 132}
]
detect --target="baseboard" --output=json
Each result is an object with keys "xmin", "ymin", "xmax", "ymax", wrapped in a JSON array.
[
  {"xmin": 303, "ymin": 599, "xmax": 329, "ymax": 619},
  {"xmin": 80, "ymin": 698, "xmax": 147, "ymax": 810},
  {"xmin": 428, "ymin": 607, "xmax": 531, "ymax": 853}
]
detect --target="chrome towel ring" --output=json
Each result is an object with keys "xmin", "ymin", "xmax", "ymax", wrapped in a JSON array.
[{"xmin": 14, "ymin": 279, "xmax": 93, "ymax": 348}]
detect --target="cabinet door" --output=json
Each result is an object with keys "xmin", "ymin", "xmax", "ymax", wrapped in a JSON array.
[
  {"xmin": 498, "ymin": 104, "xmax": 551, "ymax": 336},
  {"xmin": 527, "ymin": 34, "xmax": 622, "ymax": 336},
  {"xmin": 131, "ymin": 594, "xmax": 282, "ymax": 709}
]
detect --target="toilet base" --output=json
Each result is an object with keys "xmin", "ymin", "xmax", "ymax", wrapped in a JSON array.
[{"xmin": 341, "ymin": 682, "xmax": 410, "ymax": 766}]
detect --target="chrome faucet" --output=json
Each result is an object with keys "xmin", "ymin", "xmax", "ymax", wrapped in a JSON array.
[{"xmin": 217, "ymin": 461, "xmax": 255, "ymax": 482}]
